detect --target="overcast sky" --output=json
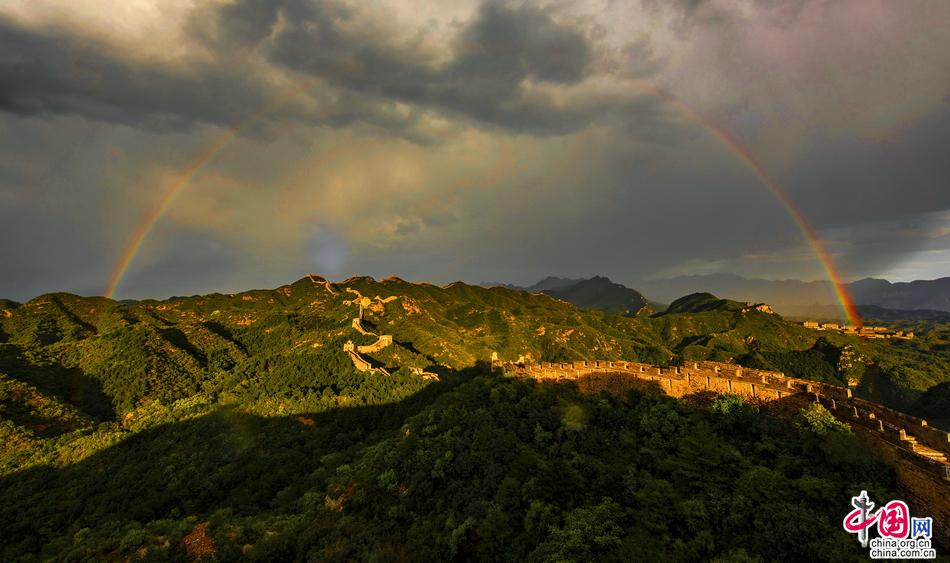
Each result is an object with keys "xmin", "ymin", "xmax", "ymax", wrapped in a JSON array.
[{"xmin": 1, "ymin": 0, "xmax": 948, "ymax": 300}]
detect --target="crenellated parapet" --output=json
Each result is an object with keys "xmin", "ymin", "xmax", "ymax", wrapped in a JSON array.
[
  {"xmin": 342, "ymin": 287, "xmax": 395, "ymax": 375},
  {"xmin": 358, "ymin": 334, "xmax": 393, "ymax": 354},
  {"xmin": 509, "ymin": 358, "xmax": 950, "ymax": 548},
  {"xmin": 510, "ymin": 360, "xmax": 947, "ymax": 459},
  {"xmin": 352, "ymin": 317, "xmax": 375, "ymax": 336}
]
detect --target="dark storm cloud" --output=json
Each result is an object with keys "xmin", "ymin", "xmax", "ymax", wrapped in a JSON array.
[
  {"xmin": 0, "ymin": 1, "xmax": 659, "ymax": 138},
  {"xmin": 452, "ymin": 2, "xmax": 592, "ymax": 84},
  {"xmin": 0, "ymin": 18, "xmax": 271, "ymax": 131},
  {"xmin": 227, "ymin": 0, "xmax": 595, "ymax": 92},
  {"xmin": 260, "ymin": 2, "xmax": 440, "ymax": 107},
  {"xmin": 264, "ymin": 0, "xmax": 628, "ymax": 135},
  {"xmin": 791, "ymin": 107, "xmax": 950, "ymax": 227},
  {"xmin": 642, "ymin": 0, "xmax": 812, "ymax": 28},
  {"xmin": 0, "ymin": 5, "xmax": 368, "ymax": 132},
  {"xmin": 202, "ymin": 0, "xmax": 284, "ymax": 48},
  {"xmin": 1, "ymin": 0, "xmax": 948, "ymax": 302},
  {"xmin": 785, "ymin": 106, "xmax": 950, "ymax": 276}
]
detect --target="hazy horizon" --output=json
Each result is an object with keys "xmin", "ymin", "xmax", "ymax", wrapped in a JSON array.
[{"xmin": 6, "ymin": 270, "xmax": 949, "ymax": 305}]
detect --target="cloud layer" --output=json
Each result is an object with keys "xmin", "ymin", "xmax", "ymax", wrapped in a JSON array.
[{"xmin": 0, "ymin": 0, "xmax": 949, "ymax": 300}]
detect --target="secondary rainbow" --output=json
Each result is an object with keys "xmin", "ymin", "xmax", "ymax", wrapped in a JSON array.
[{"xmin": 105, "ymin": 80, "xmax": 862, "ymax": 326}]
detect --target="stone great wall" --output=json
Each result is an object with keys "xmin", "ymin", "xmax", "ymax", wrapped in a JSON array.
[
  {"xmin": 316, "ymin": 274, "xmax": 949, "ymax": 544},
  {"xmin": 506, "ymin": 359, "xmax": 950, "ymax": 549},
  {"xmin": 342, "ymin": 288, "xmax": 397, "ymax": 376}
]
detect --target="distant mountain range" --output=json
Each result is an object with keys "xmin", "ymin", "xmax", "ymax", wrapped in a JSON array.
[
  {"xmin": 484, "ymin": 274, "xmax": 950, "ymax": 319},
  {"xmin": 534, "ymin": 276, "xmax": 652, "ymax": 317},
  {"xmin": 483, "ymin": 276, "xmax": 651, "ymax": 317},
  {"xmin": 849, "ymin": 278, "xmax": 950, "ymax": 312},
  {"xmin": 663, "ymin": 292, "xmax": 757, "ymax": 315},
  {"xmin": 854, "ymin": 305, "xmax": 950, "ymax": 323},
  {"xmin": 523, "ymin": 277, "xmax": 586, "ymax": 292},
  {"xmin": 628, "ymin": 274, "xmax": 950, "ymax": 318}
]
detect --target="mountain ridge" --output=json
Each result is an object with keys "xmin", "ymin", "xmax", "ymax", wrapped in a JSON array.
[
  {"xmin": 625, "ymin": 274, "xmax": 950, "ymax": 316},
  {"xmin": 536, "ymin": 276, "xmax": 651, "ymax": 317},
  {"xmin": 482, "ymin": 273, "xmax": 950, "ymax": 319},
  {"xmin": 2, "ymin": 275, "xmax": 950, "ymax": 559}
]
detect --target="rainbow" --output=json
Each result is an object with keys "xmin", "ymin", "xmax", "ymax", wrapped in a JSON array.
[
  {"xmin": 104, "ymin": 79, "xmax": 861, "ymax": 326},
  {"xmin": 103, "ymin": 78, "xmax": 322, "ymax": 299},
  {"xmin": 645, "ymin": 84, "xmax": 861, "ymax": 326}
]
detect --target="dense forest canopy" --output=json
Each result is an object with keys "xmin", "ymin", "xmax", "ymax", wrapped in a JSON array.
[{"xmin": 1, "ymin": 276, "xmax": 948, "ymax": 560}]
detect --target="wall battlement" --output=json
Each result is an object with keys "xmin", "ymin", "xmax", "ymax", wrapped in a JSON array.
[
  {"xmin": 508, "ymin": 359, "xmax": 950, "ymax": 548},
  {"xmin": 803, "ymin": 320, "xmax": 914, "ymax": 339},
  {"xmin": 342, "ymin": 286, "xmax": 394, "ymax": 376},
  {"xmin": 358, "ymin": 334, "xmax": 393, "ymax": 354}
]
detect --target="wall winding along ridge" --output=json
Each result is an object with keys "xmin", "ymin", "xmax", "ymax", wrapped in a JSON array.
[
  {"xmin": 508, "ymin": 359, "xmax": 950, "ymax": 548},
  {"xmin": 341, "ymin": 287, "xmax": 394, "ymax": 376}
]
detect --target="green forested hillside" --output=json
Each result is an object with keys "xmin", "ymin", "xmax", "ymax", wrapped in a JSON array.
[
  {"xmin": 0, "ymin": 276, "xmax": 948, "ymax": 560},
  {"xmin": 664, "ymin": 292, "xmax": 748, "ymax": 314},
  {"xmin": 1, "ymin": 372, "xmax": 894, "ymax": 561},
  {"xmin": 536, "ymin": 276, "xmax": 651, "ymax": 317}
]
